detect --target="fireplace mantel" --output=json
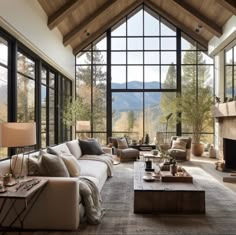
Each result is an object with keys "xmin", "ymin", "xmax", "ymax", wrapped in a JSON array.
[{"xmin": 211, "ymin": 101, "xmax": 236, "ymax": 118}]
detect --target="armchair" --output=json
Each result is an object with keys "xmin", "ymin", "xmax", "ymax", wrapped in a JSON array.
[
  {"xmin": 108, "ymin": 137, "xmax": 139, "ymax": 162},
  {"xmin": 168, "ymin": 136, "xmax": 192, "ymax": 161}
]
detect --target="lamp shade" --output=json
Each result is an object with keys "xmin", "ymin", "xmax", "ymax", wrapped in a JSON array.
[
  {"xmin": 0, "ymin": 122, "xmax": 36, "ymax": 147},
  {"xmin": 76, "ymin": 121, "xmax": 90, "ymax": 132}
]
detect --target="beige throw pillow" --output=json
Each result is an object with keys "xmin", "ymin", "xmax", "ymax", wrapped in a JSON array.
[
  {"xmin": 117, "ymin": 138, "xmax": 128, "ymax": 149},
  {"xmin": 66, "ymin": 140, "xmax": 82, "ymax": 159},
  {"xmin": 60, "ymin": 153, "xmax": 81, "ymax": 177},
  {"xmin": 171, "ymin": 140, "xmax": 187, "ymax": 151}
]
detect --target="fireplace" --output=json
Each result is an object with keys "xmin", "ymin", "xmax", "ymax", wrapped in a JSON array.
[{"xmin": 223, "ymin": 138, "xmax": 236, "ymax": 171}]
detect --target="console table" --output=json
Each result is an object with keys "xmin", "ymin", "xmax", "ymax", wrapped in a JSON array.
[
  {"xmin": 133, "ymin": 162, "xmax": 205, "ymax": 213},
  {"xmin": 0, "ymin": 178, "xmax": 48, "ymax": 229}
]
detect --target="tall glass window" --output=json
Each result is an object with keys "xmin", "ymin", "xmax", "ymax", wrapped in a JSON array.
[
  {"xmin": 76, "ymin": 35, "xmax": 107, "ymax": 144},
  {"xmin": 0, "ymin": 28, "xmax": 73, "ymax": 160},
  {"xmin": 58, "ymin": 76, "xmax": 72, "ymax": 143},
  {"xmin": 225, "ymin": 43, "xmax": 236, "ymax": 101},
  {"xmin": 0, "ymin": 37, "xmax": 8, "ymax": 159},
  {"xmin": 181, "ymin": 33, "xmax": 214, "ymax": 143},
  {"xmin": 111, "ymin": 6, "xmax": 177, "ymax": 143},
  {"xmin": 40, "ymin": 66, "xmax": 56, "ymax": 147},
  {"xmin": 17, "ymin": 52, "xmax": 35, "ymax": 122}
]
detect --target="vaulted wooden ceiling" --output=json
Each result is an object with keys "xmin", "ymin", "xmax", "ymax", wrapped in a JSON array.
[{"xmin": 38, "ymin": 0, "xmax": 236, "ymax": 55}]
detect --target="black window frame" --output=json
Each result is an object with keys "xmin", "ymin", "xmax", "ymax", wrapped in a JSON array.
[
  {"xmin": 224, "ymin": 41, "xmax": 236, "ymax": 101},
  {"xmin": 0, "ymin": 26, "xmax": 72, "ymax": 160},
  {"xmin": 75, "ymin": 4, "xmax": 215, "ymax": 144}
]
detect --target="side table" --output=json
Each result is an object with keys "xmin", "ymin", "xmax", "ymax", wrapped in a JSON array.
[{"xmin": 0, "ymin": 178, "xmax": 48, "ymax": 230}]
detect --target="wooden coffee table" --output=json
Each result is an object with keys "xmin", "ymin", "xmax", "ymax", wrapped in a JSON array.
[{"xmin": 133, "ymin": 162, "xmax": 205, "ymax": 213}]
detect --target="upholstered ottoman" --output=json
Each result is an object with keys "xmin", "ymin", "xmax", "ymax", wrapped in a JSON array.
[{"xmin": 119, "ymin": 148, "xmax": 139, "ymax": 162}]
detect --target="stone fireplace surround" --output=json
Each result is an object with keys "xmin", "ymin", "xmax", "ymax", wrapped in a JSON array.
[
  {"xmin": 218, "ymin": 117, "xmax": 236, "ymax": 170},
  {"xmin": 212, "ymin": 101, "xmax": 236, "ymax": 171}
]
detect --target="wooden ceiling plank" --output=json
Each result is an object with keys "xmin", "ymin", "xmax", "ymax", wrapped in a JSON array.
[
  {"xmin": 73, "ymin": 0, "xmax": 144, "ymax": 54},
  {"xmin": 64, "ymin": 0, "xmax": 118, "ymax": 46},
  {"xmin": 48, "ymin": 0, "xmax": 82, "ymax": 30},
  {"xmin": 216, "ymin": 0, "xmax": 236, "ymax": 15},
  {"xmin": 173, "ymin": 0, "xmax": 222, "ymax": 37},
  {"xmin": 144, "ymin": 0, "xmax": 208, "ymax": 48}
]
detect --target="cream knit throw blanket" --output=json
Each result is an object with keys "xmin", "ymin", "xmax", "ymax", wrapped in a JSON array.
[
  {"xmin": 79, "ymin": 154, "xmax": 114, "ymax": 177},
  {"xmin": 79, "ymin": 177, "xmax": 105, "ymax": 224}
]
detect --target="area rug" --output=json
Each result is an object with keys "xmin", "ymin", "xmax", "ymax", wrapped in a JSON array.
[
  {"xmin": 14, "ymin": 162, "xmax": 236, "ymax": 235},
  {"xmin": 77, "ymin": 162, "xmax": 236, "ymax": 235}
]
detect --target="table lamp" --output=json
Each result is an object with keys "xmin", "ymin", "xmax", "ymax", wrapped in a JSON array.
[
  {"xmin": 76, "ymin": 120, "xmax": 90, "ymax": 139},
  {"xmin": 76, "ymin": 120, "xmax": 90, "ymax": 132},
  {"xmin": 0, "ymin": 122, "xmax": 36, "ymax": 178}
]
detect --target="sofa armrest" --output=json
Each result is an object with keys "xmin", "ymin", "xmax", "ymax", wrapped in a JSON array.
[{"xmin": 24, "ymin": 177, "xmax": 80, "ymax": 230}]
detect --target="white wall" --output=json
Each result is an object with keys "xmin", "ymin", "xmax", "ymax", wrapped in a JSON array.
[
  {"xmin": 0, "ymin": 0, "xmax": 74, "ymax": 79},
  {"xmin": 209, "ymin": 15, "xmax": 236, "ymax": 56}
]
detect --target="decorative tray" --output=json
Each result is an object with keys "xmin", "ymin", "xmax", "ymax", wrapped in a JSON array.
[{"xmin": 161, "ymin": 168, "xmax": 193, "ymax": 183}]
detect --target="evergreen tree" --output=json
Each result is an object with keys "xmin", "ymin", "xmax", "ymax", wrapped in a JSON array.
[
  {"xmin": 178, "ymin": 47, "xmax": 213, "ymax": 142},
  {"xmin": 127, "ymin": 110, "xmax": 135, "ymax": 133},
  {"xmin": 17, "ymin": 53, "xmax": 35, "ymax": 122},
  {"xmin": 76, "ymin": 47, "xmax": 106, "ymax": 132}
]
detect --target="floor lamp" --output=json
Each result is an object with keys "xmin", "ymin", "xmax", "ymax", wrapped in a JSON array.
[
  {"xmin": 165, "ymin": 113, "xmax": 173, "ymax": 143},
  {"xmin": 0, "ymin": 122, "xmax": 36, "ymax": 179}
]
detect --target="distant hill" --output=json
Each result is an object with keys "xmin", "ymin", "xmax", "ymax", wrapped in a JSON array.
[{"xmin": 112, "ymin": 81, "xmax": 161, "ymax": 111}]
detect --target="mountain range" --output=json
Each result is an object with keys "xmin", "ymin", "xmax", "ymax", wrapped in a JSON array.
[{"xmin": 112, "ymin": 81, "xmax": 161, "ymax": 111}]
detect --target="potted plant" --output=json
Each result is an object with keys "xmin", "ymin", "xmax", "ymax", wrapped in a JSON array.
[{"xmin": 176, "ymin": 85, "xmax": 213, "ymax": 156}]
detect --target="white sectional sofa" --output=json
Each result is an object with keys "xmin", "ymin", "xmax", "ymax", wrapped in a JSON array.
[{"xmin": 0, "ymin": 139, "xmax": 113, "ymax": 230}]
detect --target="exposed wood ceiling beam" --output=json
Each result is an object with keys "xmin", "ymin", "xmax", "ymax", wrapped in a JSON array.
[
  {"xmin": 216, "ymin": 0, "xmax": 236, "ymax": 15},
  {"xmin": 173, "ymin": 0, "xmax": 222, "ymax": 37},
  {"xmin": 48, "ymin": 0, "xmax": 83, "ymax": 30},
  {"xmin": 64, "ymin": 0, "xmax": 118, "ymax": 47},
  {"xmin": 144, "ymin": 0, "xmax": 208, "ymax": 48},
  {"xmin": 73, "ymin": 0, "xmax": 144, "ymax": 54}
]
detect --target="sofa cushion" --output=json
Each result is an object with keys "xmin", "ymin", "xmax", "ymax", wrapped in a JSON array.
[
  {"xmin": 60, "ymin": 152, "xmax": 81, "ymax": 177},
  {"xmin": 66, "ymin": 140, "xmax": 82, "ymax": 159},
  {"xmin": 171, "ymin": 140, "xmax": 187, "ymax": 151},
  {"xmin": 172, "ymin": 136, "xmax": 191, "ymax": 149},
  {"xmin": 47, "ymin": 143, "xmax": 71, "ymax": 156},
  {"xmin": 41, "ymin": 152, "xmax": 70, "ymax": 177},
  {"xmin": 77, "ymin": 160, "xmax": 107, "ymax": 192},
  {"xmin": 79, "ymin": 139, "xmax": 104, "ymax": 155}
]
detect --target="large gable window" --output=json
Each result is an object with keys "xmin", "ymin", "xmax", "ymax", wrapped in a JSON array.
[{"xmin": 75, "ymin": 4, "xmax": 214, "ymax": 145}]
